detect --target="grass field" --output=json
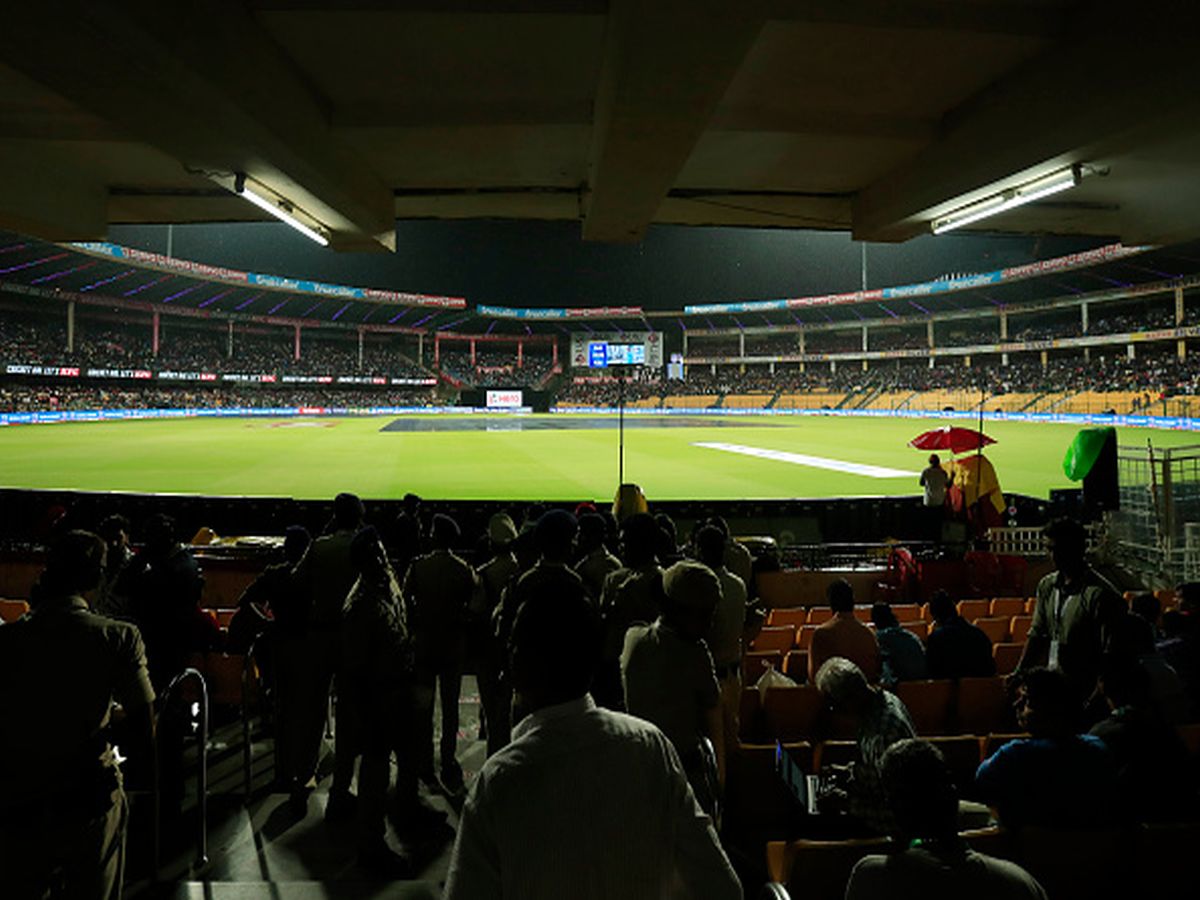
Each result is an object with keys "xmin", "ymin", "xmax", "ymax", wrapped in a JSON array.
[{"xmin": 1, "ymin": 412, "xmax": 1197, "ymax": 502}]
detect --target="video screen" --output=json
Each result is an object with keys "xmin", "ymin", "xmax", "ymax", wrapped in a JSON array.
[{"xmin": 587, "ymin": 342, "xmax": 645, "ymax": 367}]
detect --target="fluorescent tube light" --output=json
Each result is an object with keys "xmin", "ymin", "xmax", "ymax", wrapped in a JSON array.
[
  {"xmin": 932, "ymin": 165, "xmax": 1081, "ymax": 235},
  {"xmin": 234, "ymin": 174, "xmax": 329, "ymax": 246}
]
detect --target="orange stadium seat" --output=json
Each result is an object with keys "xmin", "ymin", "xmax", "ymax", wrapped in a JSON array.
[
  {"xmin": 813, "ymin": 739, "xmax": 858, "ymax": 769},
  {"xmin": 762, "ymin": 685, "xmax": 824, "ymax": 741},
  {"xmin": 893, "ymin": 680, "xmax": 955, "ymax": 735},
  {"xmin": 993, "ymin": 642, "xmax": 1024, "ymax": 675},
  {"xmin": 1024, "ymin": 598, "xmax": 1037, "ymax": 614},
  {"xmin": 796, "ymin": 624, "xmax": 820, "ymax": 650},
  {"xmin": 1010, "ymin": 615, "xmax": 1034, "ymax": 643},
  {"xmin": 852, "ymin": 605, "xmax": 872, "ymax": 622},
  {"xmin": 751, "ymin": 625, "xmax": 797, "ymax": 653},
  {"xmin": 0, "ymin": 598, "xmax": 30, "ymax": 623},
  {"xmin": 743, "ymin": 650, "xmax": 783, "ymax": 685},
  {"xmin": 956, "ymin": 676, "xmax": 1015, "ymax": 736},
  {"xmin": 957, "ymin": 599, "xmax": 990, "ymax": 620},
  {"xmin": 767, "ymin": 607, "xmax": 809, "ymax": 629},
  {"xmin": 807, "ymin": 608, "xmax": 834, "ymax": 625},
  {"xmin": 900, "ymin": 620, "xmax": 928, "ymax": 641},
  {"xmin": 989, "ymin": 597, "xmax": 1026, "ymax": 618},
  {"xmin": 973, "ymin": 616, "xmax": 1011, "ymax": 644},
  {"xmin": 783, "ymin": 650, "xmax": 809, "ymax": 683},
  {"xmin": 926, "ymin": 734, "xmax": 985, "ymax": 793},
  {"xmin": 890, "ymin": 603, "xmax": 921, "ymax": 621}
]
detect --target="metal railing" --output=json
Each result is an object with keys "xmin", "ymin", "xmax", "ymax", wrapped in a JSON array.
[{"xmin": 157, "ymin": 666, "xmax": 209, "ymax": 874}]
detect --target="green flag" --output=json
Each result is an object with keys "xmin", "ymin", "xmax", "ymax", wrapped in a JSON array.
[{"xmin": 1063, "ymin": 427, "xmax": 1116, "ymax": 481}]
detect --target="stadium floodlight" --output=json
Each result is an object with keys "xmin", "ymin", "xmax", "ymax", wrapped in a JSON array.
[
  {"xmin": 233, "ymin": 173, "xmax": 330, "ymax": 246},
  {"xmin": 931, "ymin": 165, "xmax": 1082, "ymax": 235}
]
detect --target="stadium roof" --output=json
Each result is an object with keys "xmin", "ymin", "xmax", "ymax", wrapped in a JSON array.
[
  {"xmin": 3, "ymin": 2, "xmax": 1200, "ymax": 252},
  {"xmin": 5, "ymin": 229, "xmax": 1200, "ymax": 336}
]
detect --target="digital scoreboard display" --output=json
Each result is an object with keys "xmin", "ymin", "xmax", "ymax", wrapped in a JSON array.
[{"xmin": 587, "ymin": 342, "xmax": 646, "ymax": 368}]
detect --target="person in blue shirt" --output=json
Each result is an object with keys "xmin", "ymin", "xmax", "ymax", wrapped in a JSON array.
[
  {"xmin": 871, "ymin": 603, "xmax": 928, "ymax": 686},
  {"xmin": 975, "ymin": 667, "xmax": 1119, "ymax": 829}
]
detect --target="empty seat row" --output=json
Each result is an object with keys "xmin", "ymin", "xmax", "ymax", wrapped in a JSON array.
[{"xmin": 751, "ymin": 614, "xmax": 1034, "ymax": 654}]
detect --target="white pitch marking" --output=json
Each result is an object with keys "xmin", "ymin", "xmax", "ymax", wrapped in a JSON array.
[{"xmin": 693, "ymin": 442, "xmax": 920, "ymax": 479}]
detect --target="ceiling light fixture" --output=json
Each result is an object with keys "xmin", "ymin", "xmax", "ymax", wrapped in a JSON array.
[
  {"xmin": 931, "ymin": 164, "xmax": 1082, "ymax": 235},
  {"xmin": 233, "ymin": 173, "xmax": 329, "ymax": 246}
]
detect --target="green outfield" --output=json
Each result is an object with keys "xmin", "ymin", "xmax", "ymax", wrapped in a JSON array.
[{"xmin": 0, "ymin": 413, "xmax": 1196, "ymax": 502}]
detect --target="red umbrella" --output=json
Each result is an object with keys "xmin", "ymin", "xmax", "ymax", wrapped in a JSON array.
[{"xmin": 909, "ymin": 425, "xmax": 996, "ymax": 455}]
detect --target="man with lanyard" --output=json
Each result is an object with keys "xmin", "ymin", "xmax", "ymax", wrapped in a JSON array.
[{"xmin": 1014, "ymin": 517, "xmax": 1125, "ymax": 705}]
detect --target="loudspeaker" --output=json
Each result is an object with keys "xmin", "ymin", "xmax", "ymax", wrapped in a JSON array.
[{"xmin": 1082, "ymin": 428, "xmax": 1119, "ymax": 511}]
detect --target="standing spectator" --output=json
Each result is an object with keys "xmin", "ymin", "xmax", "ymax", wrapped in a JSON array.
[
  {"xmin": 286, "ymin": 492, "xmax": 364, "ymax": 813},
  {"xmin": 871, "ymin": 603, "xmax": 928, "ymax": 686},
  {"xmin": 711, "ymin": 516, "xmax": 754, "ymax": 600},
  {"xmin": 919, "ymin": 454, "xmax": 952, "ymax": 541},
  {"xmin": 125, "ymin": 513, "xmax": 212, "ymax": 691},
  {"xmin": 391, "ymin": 492, "xmax": 424, "ymax": 576},
  {"xmin": 814, "ymin": 657, "xmax": 916, "ymax": 835},
  {"xmin": 846, "ymin": 740, "xmax": 1047, "ymax": 900},
  {"xmin": 925, "ymin": 589, "xmax": 996, "ymax": 679},
  {"xmin": 404, "ymin": 512, "xmax": 477, "ymax": 793},
  {"xmin": 694, "ymin": 523, "xmax": 747, "ymax": 768},
  {"xmin": 575, "ymin": 513, "xmax": 622, "ymax": 604},
  {"xmin": 0, "ymin": 531, "xmax": 156, "ymax": 900},
  {"xmin": 330, "ymin": 528, "xmax": 445, "ymax": 871},
  {"xmin": 808, "ymin": 579, "xmax": 881, "ymax": 683},
  {"xmin": 93, "ymin": 514, "xmax": 134, "ymax": 619},
  {"xmin": 596, "ymin": 513, "xmax": 664, "ymax": 710},
  {"xmin": 444, "ymin": 582, "xmax": 741, "ymax": 900},
  {"xmin": 1014, "ymin": 518, "xmax": 1125, "ymax": 701},
  {"xmin": 475, "ymin": 513, "xmax": 520, "ymax": 756},
  {"xmin": 621, "ymin": 561, "xmax": 724, "ymax": 814},
  {"xmin": 975, "ymin": 667, "xmax": 1119, "ymax": 829}
]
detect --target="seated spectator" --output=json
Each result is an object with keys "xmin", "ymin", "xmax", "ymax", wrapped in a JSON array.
[
  {"xmin": 814, "ymin": 657, "xmax": 916, "ymax": 835},
  {"xmin": 809, "ymin": 579, "xmax": 881, "ymax": 683},
  {"xmin": 93, "ymin": 513, "xmax": 134, "ymax": 619},
  {"xmin": 871, "ymin": 602, "xmax": 928, "ymax": 685},
  {"xmin": 846, "ymin": 739, "xmax": 1047, "ymax": 900},
  {"xmin": 1089, "ymin": 655, "xmax": 1197, "ymax": 822},
  {"xmin": 1129, "ymin": 591, "xmax": 1162, "ymax": 641},
  {"xmin": 975, "ymin": 667, "xmax": 1120, "ymax": 829},
  {"xmin": 925, "ymin": 589, "xmax": 996, "ymax": 679},
  {"xmin": 444, "ymin": 579, "xmax": 741, "ymax": 899},
  {"xmin": 0, "ymin": 530, "xmax": 156, "ymax": 900},
  {"xmin": 621, "ymin": 560, "xmax": 723, "ymax": 814}
]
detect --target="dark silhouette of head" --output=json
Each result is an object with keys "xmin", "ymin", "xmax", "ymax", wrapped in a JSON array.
[
  {"xmin": 333, "ymin": 492, "xmax": 365, "ymax": 531},
  {"xmin": 1129, "ymin": 592, "xmax": 1161, "ymax": 627},
  {"xmin": 534, "ymin": 509, "xmax": 578, "ymax": 564},
  {"xmin": 928, "ymin": 454, "xmax": 941, "ymax": 467},
  {"xmin": 871, "ymin": 603, "xmax": 899, "ymax": 629},
  {"xmin": 508, "ymin": 570, "xmax": 599, "ymax": 713},
  {"xmin": 827, "ymin": 577, "xmax": 855, "ymax": 614},
  {"xmin": 619, "ymin": 513, "xmax": 659, "ymax": 567},
  {"xmin": 881, "ymin": 739, "xmax": 959, "ymax": 840},
  {"xmin": 401, "ymin": 493, "xmax": 421, "ymax": 515},
  {"xmin": 576, "ymin": 513, "xmax": 607, "ymax": 555},
  {"xmin": 430, "ymin": 513, "xmax": 461, "ymax": 550},
  {"xmin": 37, "ymin": 530, "xmax": 106, "ymax": 601},
  {"xmin": 1015, "ymin": 667, "xmax": 1080, "ymax": 738},
  {"xmin": 928, "ymin": 589, "xmax": 957, "ymax": 623},
  {"xmin": 661, "ymin": 560, "xmax": 721, "ymax": 640},
  {"xmin": 97, "ymin": 514, "xmax": 130, "ymax": 551},
  {"xmin": 283, "ymin": 525, "xmax": 311, "ymax": 566},
  {"xmin": 141, "ymin": 513, "xmax": 179, "ymax": 558},
  {"xmin": 350, "ymin": 526, "xmax": 389, "ymax": 577},
  {"xmin": 1044, "ymin": 517, "xmax": 1087, "ymax": 577},
  {"xmin": 694, "ymin": 524, "xmax": 727, "ymax": 571}
]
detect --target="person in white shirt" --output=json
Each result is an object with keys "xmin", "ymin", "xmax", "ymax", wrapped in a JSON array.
[{"xmin": 444, "ymin": 571, "xmax": 742, "ymax": 900}]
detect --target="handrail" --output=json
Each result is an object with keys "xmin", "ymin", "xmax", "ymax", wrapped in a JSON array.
[{"xmin": 158, "ymin": 666, "xmax": 209, "ymax": 873}]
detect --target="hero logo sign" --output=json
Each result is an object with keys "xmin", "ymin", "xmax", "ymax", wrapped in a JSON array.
[{"xmin": 486, "ymin": 390, "xmax": 523, "ymax": 408}]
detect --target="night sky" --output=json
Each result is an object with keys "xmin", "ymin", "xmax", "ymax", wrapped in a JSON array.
[{"xmin": 108, "ymin": 220, "xmax": 1108, "ymax": 311}]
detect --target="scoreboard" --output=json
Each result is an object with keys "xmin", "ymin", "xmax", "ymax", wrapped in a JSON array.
[{"xmin": 571, "ymin": 331, "xmax": 662, "ymax": 369}]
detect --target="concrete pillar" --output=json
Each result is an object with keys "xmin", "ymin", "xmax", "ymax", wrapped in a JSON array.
[
  {"xmin": 470, "ymin": 340, "xmax": 477, "ymax": 366},
  {"xmin": 927, "ymin": 319, "xmax": 934, "ymax": 349},
  {"xmin": 517, "ymin": 341, "xmax": 524, "ymax": 368},
  {"xmin": 552, "ymin": 341, "xmax": 558, "ymax": 367},
  {"xmin": 739, "ymin": 331, "xmax": 745, "ymax": 358},
  {"xmin": 1081, "ymin": 301, "xmax": 1089, "ymax": 334},
  {"xmin": 418, "ymin": 333, "xmax": 424, "ymax": 366},
  {"xmin": 999, "ymin": 310, "xmax": 1008, "ymax": 341},
  {"xmin": 66, "ymin": 301, "xmax": 75, "ymax": 354},
  {"xmin": 152, "ymin": 311, "xmax": 160, "ymax": 357},
  {"xmin": 1176, "ymin": 286, "xmax": 1186, "ymax": 326},
  {"xmin": 294, "ymin": 324, "xmax": 301, "ymax": 361},
  {"xmin": 1127, "ymin": 343, "xmax": 1136, "ymax": 360},
  {"xmin": 964, "ymin": 355, "xmax": 971, "ymax": 368},
  {"xmin": 435, "ymin": 334, "xmax": 441, "ymax": 366},
  {"xmin": 798, "ymin": 329, "xmax": 805, "ymax": 373},
  {"xmin": 1040, "ymin": 350, "xmax": 1048, "ymax": 370},
  {"xmin": 358, "ymin": 328, "xmax": 364, "ymax": 371},
  {"xmin": 1084, "ymin": 347, "xmax": 1091, "ymax": 362},
  {"xmin": 683, "ymin": 332, "xmax": 689, "ymax": 357},
  {"xmin": 862, "ymin": 324, "xmax": 869, "ymax": 352},
  {"xmin": 227, "ymin": 320, "xmax": 234, "ymax": 359},
  {"xmin": 769, "ymin": 361, "xmax": 775, "ymax": 374},
  {"xmin": 1179, "ymin": 339, "xmax": 1186, "ymax": 361}
]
